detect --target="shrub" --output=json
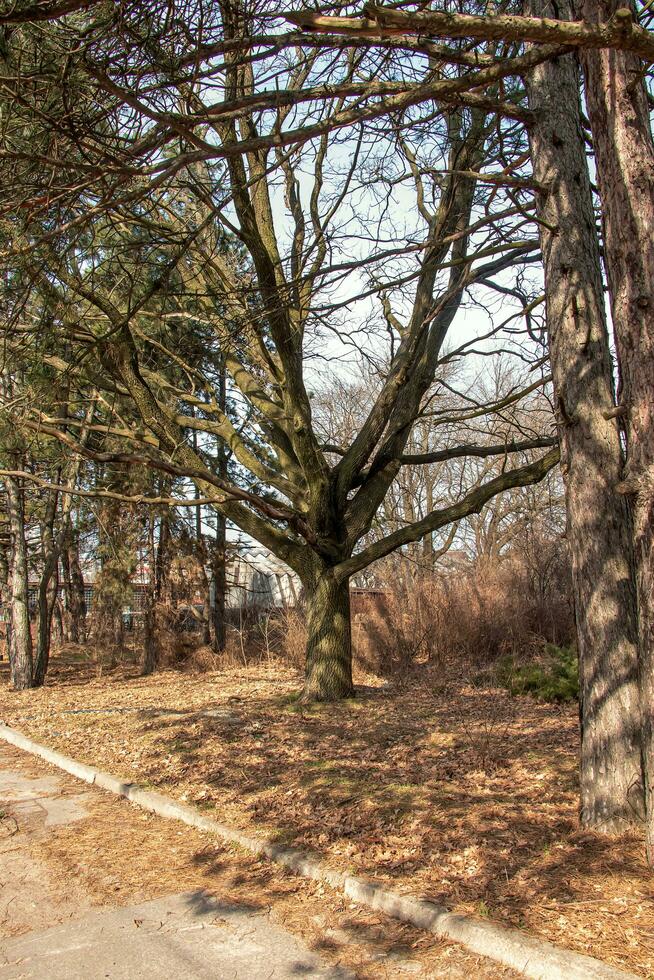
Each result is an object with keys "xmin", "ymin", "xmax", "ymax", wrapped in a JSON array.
[{"xmin": 496, "ymin": 643, "xmax": 579, "ymax": 702}]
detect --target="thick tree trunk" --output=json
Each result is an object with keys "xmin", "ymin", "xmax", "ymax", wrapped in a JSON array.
[
  {"xmin": 526, "ymin": 9, "xmax": 643, "ymax": 831},
  {"xmin": 5, "ymin": 476, "xmax": 34, "ymax": 690},
  {"xmin": 576, "ymin": 0, "xmax": 654, "ymax": 856},
  {"xmin": 302, "ymin": 568, "xmax": 354, "ymax": 702}
]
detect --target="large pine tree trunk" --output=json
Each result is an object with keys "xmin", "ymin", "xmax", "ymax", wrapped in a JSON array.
[
  {"xmin": 5, "ymin": 476, "xmax": 34, "ymax": 690},
  {"xmin": 526, "ymin": 7, "xmax": 643, "ymax": 830},
  {"xmin": 302, "ymin": 567, "xmax": 354, "ymax": 702},
  {"xmin": 576, "ymin": 0, "xmax": 654, "ymax": 856}
]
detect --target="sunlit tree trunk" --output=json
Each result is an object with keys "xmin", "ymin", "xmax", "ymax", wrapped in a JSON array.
[
  {"xmin": 526, "ymin": 2, "xmax": 643, "ymax": 830},
  {"xmin": 68, "ymin": 537, "xmax": 87, "ymax": 643},
  {"xmin": 210, "ymin": 360, "xmax": 228, "ymax": 654},
  {"xmin": 301, "ymin": 565, "xmax": 354, "ymax": 702},
  {"xmin": 5, "ymin": 475, "xmax": 34, "ymax": 690},
  {"xmin": 0, "ymin": 548, "xmax": 9, "ymax": 661},
  {"xmin": 141, "ymin": 589, "xmax": 158, "ymax": 675},
  {"xmin": 576, "ymin": 0, "xmax": 654, "ymax": 855},
  {"xmin": 210, "ymin": 522, "xmax": 227, "ymax": 653},
  {"xmin": 141, "ymin": 512, "xmax": 159, "ymax": 676},
  {"xmin": 62, "ymin": 530, "xmax": 87, "ymax": 645},
  {"xmin": 33, "ymin": 490, "xmax": 59, "ymax": 687}
]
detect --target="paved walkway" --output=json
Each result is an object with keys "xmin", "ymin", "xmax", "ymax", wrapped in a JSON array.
[
  {"xmin": 0, "ymin": 743, "xmax": 350, "ymax": 979},
  {"xmin": 0, "ymin": 892, "xmax": 351, "ymax": 979}
]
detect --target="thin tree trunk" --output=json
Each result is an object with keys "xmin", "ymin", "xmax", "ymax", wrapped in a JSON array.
[
  {"xmin": 5, "ymin": 475, "xmax": 34, "ymax": 690},
  {"xmin": 576, "ymin": 0, "xmax": 654, "ymax": 856},
  {"xmin": 154, "ymin": 510, "xmax": 170, "ymax": 601},
  {"xmin": 33, "ymin": 392, "xmax": 85, "ymax": 683},
  {"xmin": 302, "ymin": 567, "xmax": 354, "ymax": 702},
  {"xmin": 34, "ymin": 556, "xmax": 57, "ymax": 686},
  {"xmin": 68, "ymin": 537, "xmax": 86, "ymax": 643},
  {"xmin": 60, "ymin": 543, "xmax": 73, "ymax": 644},
  {"xmin": 51, "ymin": 598, "xmax": 64, "ymax": 648},
  {"xmin": 210, "ymin": 520, "xmax": 227, "ymax": 653},
  {"xmin": 526, "ymin": 5, "xmax": 643, "ymax": 830},
  {"xmin": 141, "ymin": 512, "xmax": 159, "ymax": 676},
  {"xmin": 210, "ymin": 359, "xmax": 228, "ymax": 653},
  {"xmin": 201, "ymin": 566, "xmax": 211, "ymax": 646},
  {"xmin": 33, "ymin": 489, "xmax": 59, "ymax": 687},
  {"xmin": 191, "ymin": 420, "xmax": 212, "ymax": 647},
  {"xmin": 0, "ymin": 547, "xmax": 9, "ymax": 662},
  {"xmin": 141, "ymin": 590, "xmax": 158, "ymax": 675},
  {"xmin": 61, "ymin": 532, "xmax": 86, "ymax": 644}
]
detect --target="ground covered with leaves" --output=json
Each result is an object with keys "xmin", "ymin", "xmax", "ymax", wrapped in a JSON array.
[
  {"xmin": 0, "ymin": 741, "xmax": 514, "ymax": 978},
  {"xmin": 1, "ymin": 657, "xmax": 651, "ymax": 977}
]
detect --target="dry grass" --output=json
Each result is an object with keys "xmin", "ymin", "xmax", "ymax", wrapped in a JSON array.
[
  {"xmin": 1, "ymin": 656, "xmax": 651, "ymax": 977},
  {"xmin": 354, "ymin": 554, "xmax": 574, "ymax": 677}
]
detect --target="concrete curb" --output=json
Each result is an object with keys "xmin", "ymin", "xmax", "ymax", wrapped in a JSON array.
[{"xmin": 0, "ymin": 722, "xmax": 637, "ymax": 980}]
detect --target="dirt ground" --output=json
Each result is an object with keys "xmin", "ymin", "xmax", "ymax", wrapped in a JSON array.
[{"xmin": 1, "ymin": 656, "xmax": 651, "ymax": 977}]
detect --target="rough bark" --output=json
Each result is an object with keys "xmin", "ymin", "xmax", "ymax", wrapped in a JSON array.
[
  {"xmin": 68, "ymin": 537, "xmax": 87, "ymax": 642},
  {"xmin": 5, "ymin": 475, "xmax": 34, "ymax": 690},
  {"xmin": 210, "ymin": 363, "xmax": 228, "ymax": 654},
  {"xmin": 51, "ymin": 599, "xmax": 64, "ymax": 648},
  {"xmin": 60, "ymin": 543, "xmax": 73, "ymax": 644},
  {"xmin": 0, "ymin": 546, "xmax": 8, "ymax": 658},
  {"xmin": 33, "ymin": 490, "xmax": 59, "ymax": 687},
  {"xmin": 302, "ymin": 568, "xmax": 354, "ymax": 702},
  {"xmin": 209, "ymin": 522, "xmax": 227, "ymax": 653},
  {"xmin": 199, "ymin": 562, "xmax": 212, "ymax": 647},
  {"xmin": 526, "ymin": 3, "xmax": 643, "ymax": 830},
  {"xmin": 33, "ymin": 557, "xmax": 57, "ymax": 686},
  {"xmin": 141, "ymin": 590, "xmax": 158, "ymax": 675},
  {"xmin": 141, "ymin": 513, "xmax": 159, "ymax": 676},
  {"xmin": 575, "ymin": 0, "xmax": 654, "ymax": 856},
  {"xmin": 61, "ymin": 531, "xmax": 86, "ymax": 644},
  {"xmin": 154, "ymin": 510, "xmax": 170, "ymax": 601}
]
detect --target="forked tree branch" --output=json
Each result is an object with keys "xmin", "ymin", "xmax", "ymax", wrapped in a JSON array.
[{"xmin": 335, "ymin": 447, "xmax": 560, "ymax": 580}]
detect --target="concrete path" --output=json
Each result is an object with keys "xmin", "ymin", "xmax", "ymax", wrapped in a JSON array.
[
  {"xmin": 0, "ymin": 744, "xmax": 351, "ymax": 979},
  {"xmin": 0, "ymin": 891, "xmax": 351, "ymax": 979}
]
